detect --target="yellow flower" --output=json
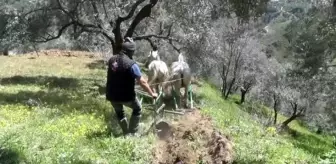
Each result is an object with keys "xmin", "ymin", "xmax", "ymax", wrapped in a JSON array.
[{"xmin": 266, "ymin": 127, "xmax": 277, "ymax": 136}]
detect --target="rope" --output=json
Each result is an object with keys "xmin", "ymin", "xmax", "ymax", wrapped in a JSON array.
[
  {"xmin": 140, "ymin": 77, "xmax": 186, "ymax": 87},
  {"xmin": 135, "ymin": 77, "xmax": 192, "ymax": 98}
]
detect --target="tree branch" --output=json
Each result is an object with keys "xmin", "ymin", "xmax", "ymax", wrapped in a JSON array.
[
  {"xmin": 81, "ymin": 28, "xmax": 115, "ymax": 48},
  {"xmin": 145, "ymin": 38, "xmax": 156, "ymax": 49},
  {"xmin": 32, "ymin": 22, "xmax": 75, "ymax": 43},
  {"xmin": 56, "ymin": 0, "xmax": 75, "ymax": 20},
  {"xmin": 290, "ymin": 102, "xmax": 298, "ymax": 115},
  {"xmin": 132, "ymin": 34, "xmax": 178, "ymax": 41},
  {"xmin": 133, "ymin": 23, "xmax": 182, "ymax": 53},
  {"xmin": 102, "ymin": 0, "xmax": 109, "ymax": 19},
  {"xmin": 120, "ymin": 0, "xmax": 147, "ymax": 21},
  {"xmin": 124, "ymin": 3, "xmax": 156, "ymax": 38},
  {"xmin": 89, "ymin": 0, "xmax": 104, "ymax": 29},
  {"xmin": 298, "ymin": 107, "xmax": 306, "ymax": 116},
  {"xmin": 22, "ymin": 7, "xmax": 60, "ymax": 17},
  {"xmin": 112, "ymin": 0, "xmax": 147, "ymax": 51}
]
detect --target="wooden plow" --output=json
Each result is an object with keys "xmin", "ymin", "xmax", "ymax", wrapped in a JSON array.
[{"xmin": 135, "ymin": 83, "xmax": 194, "ymax": 139}]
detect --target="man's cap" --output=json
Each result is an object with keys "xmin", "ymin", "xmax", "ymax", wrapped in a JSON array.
[{"xmin": 122, "ymin": 37, "xmax": 136, "ymax": 51}]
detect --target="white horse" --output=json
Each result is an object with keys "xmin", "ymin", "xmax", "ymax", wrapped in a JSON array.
[
  {"xmin": 167, "ymin": 53, "xmax": 192, "ymax": 109},
  {"xmin": 145, "ymin": 48, "xmax": 170, "ymax": 94}
]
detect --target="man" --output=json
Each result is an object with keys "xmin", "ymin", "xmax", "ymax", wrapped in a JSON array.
[{"xmin": 106, "ymin": 37, "xmax": 158, "ymax": 137}]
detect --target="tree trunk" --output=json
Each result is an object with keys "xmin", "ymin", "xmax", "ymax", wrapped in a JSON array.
[
  {"xmin": 273, "ymin": 98, "xmax": 278, "ymax": 125},
  {"xmin": 221, "ymin": 64, "xmax": 228, "ymax": 97},
  {"xmin": 281, "ymin": 114, "xmax": 298, "ymax": 128},
  {"xmin": 112, "ymin": 44, "xmax": 119, "ymax": 55},
  {"xmin": 240, "ymin": 90, "xmax": 246, "ymax": 104},
  {"xmin": 221, "ymin": 82, "xmax": 226, "ymax": 97},
  {"xmin": 3, "ymin": 47, "xmax": 9, "ymax": 56},
  {"xmin": 273, "ymin": 109, "xmax": 278, "ymax": 125},
  {"xmin": 224, "ymin": 78, "xmax": 235, "ymax": 99}
]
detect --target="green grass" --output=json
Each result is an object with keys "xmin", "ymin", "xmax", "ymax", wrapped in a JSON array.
[
  {"xmin": 195, "ymin": 83, "xmax": 333, "ymax": 164},
  {"xmin": 0, "ymin": 55, "xmax": 156, "ymax": 164},
  {"xmin": 0, "ymin": 54, "xmax": 333, "ymax": 163}
]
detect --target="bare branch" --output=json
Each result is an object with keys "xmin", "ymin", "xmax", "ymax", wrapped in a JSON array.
[
  {"xmin": 22, "ymin": 7, "xmax": 60, "ymax": 17},
  {"xmin": 133, "ymin": 34, "xmax": 178, "ymax": 41},
  {"xmin": 120, "ymin": 0, "xmax": 146, "ymax": 21},
  {"xmin": 32, "ymin": 22, "xmax": 75, "ymax": 43},
  {"xmin": 133, "ymin": 23, "xmax": 182, "ymax": 53},
  {"xmin": 56, "ymin": 0, "xmax": 74, "ymax": 19},
  {"xmin": 133, "ymin": 22, "xmax": 176, "ymax": 40},
  {"xmin": 111, "ymin": 0, "xmax": 118, "ymax": 20},
  {"xmin": 298, "ymin": 107, "xmax": 306, "ymax": 116},
  {"xmin": 81, "ymin": 28, "xmax": 115, "ymax": 48},
  {"xmin": 112, "ymin": 0, "xmax": 147, "ymax": 47},
  {"xmin": 145, "ymin": 38, "xmax": 156, "ymax": 49},
  {"xmin": 290, "ymin": 102, "xmax": 298, "ymax": 115},
  {"xmin": 89, "ymin": 0, "xmax": 104, "ymax": 28},
  {"xmin": 102, "ymin": 0, "xmax": 109, "ymax": 19},
  {"xmin": 159, "ymin": 22, "xmax": 164, "ymax": 35},
  {"xmin": 169, "ymin": 39, "xmax": 182, "ymax": 53},
  {"xmin": 124, "ymin": 4, "xmax": 155, "ymax": 38}
]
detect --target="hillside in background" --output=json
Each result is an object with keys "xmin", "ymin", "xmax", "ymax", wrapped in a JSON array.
[{"xmin": 0, "ymin": 51, "xmax": 333, "ymax": 163}]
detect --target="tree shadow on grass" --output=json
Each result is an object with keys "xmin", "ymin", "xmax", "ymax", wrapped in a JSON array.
[
  {"xmin": 286, "ymin": 127, "xmax": 333, "ymax": 156},
  {"xmin": 86, "ymin": 59, "xmax": 106, "ymax": 70},
  {"xmin": 0, "ymin": 148, "xmax": 25, "ymax": 164},
  {"xmin": 0, "ymin": 90, "xmax": 73, "ymax": 107},
  {"xmin": 0, "ymin": 75, "xmax": 81, "ymax": 89}
]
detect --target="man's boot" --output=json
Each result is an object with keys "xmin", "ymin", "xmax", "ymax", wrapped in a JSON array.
[
  {"xmin": 118, "ymin": 117, "xmax": 129, "ymax": 137},
  {"xmin": 129, "ymin": 114, "xmax": 141, "ymax": 136}
]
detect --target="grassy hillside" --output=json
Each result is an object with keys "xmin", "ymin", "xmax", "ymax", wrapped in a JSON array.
[{"xmin": 0, "ymin": 53, "xmax": 333, "ymax": 164}]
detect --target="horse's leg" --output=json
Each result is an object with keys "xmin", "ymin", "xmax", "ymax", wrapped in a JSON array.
[
  {"xmin": 176, "ymin": 85, "xmax": 182, "ymax": 109},
  {"xmin": 184, "ymin": 86, "xmax": 188, "ymax": 108},
  {"xmin": 179, "ymin": 91, "xmax": 183, "ymax": 109},
  {"xmin": 173, "ymin": 84, "xmax": 180, "ymax": 110},
  {"xmin": 156, "ymin": 83, "xmax": 160, "ymax": 95}
]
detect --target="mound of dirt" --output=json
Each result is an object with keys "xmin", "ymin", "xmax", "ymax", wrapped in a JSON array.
[{"xmin": 152, "ymin": 110, "xmax": 234, "ymax": 164}]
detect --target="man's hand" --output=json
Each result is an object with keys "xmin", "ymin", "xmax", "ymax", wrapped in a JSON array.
[
  {"xmin": 151, "ymin": 92, "xmax": 158, "ymax": 99},
  {"xmin": 137, "ymin": 76, "xmax": 158, "ymax": 99}
]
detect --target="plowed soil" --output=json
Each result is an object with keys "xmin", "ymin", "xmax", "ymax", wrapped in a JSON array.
[{"xmin": 152, "ymin": 110, "xmax": 234, "ymax": 164}]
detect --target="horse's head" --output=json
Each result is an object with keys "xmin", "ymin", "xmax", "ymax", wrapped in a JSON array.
[
  {"xmin": 177, "ymin": 52, "xmax": 185, "ymax": 63},
  {"xmin": 145, "ymin": 49, "xmax": 160, "ymax": 68}
]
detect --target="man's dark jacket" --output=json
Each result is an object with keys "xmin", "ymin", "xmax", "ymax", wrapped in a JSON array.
[{"xmin": 106, "ymin": 53, "xmax": 136, "ymax": 102}]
